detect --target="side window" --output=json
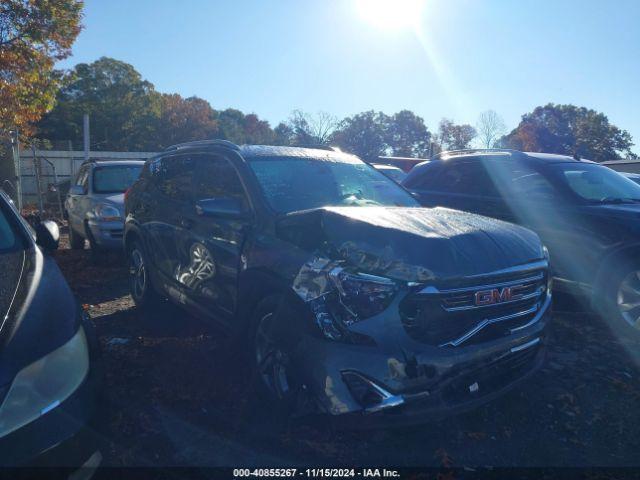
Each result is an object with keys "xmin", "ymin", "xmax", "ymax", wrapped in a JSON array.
[
  {"xmin": 405, "ymin": 165, "xmax": 442, "ymax": 190},
  {"xmin": 157, "ymin": 155, "xmax": 195, "ymax": 202},
  {"xmin": 484, "ymin": 160, "xmax": 558, "ymax": 202},
  {"xmin": 434, "ymin": 162, "xmax": 499, "ymax": 197},
  {"xmin": 194, "ymin": 155, "xmax": 248, "ymax": 209},
  {"xmin": 75, "ymin": 166, "xmax": 88, "ymax": 187}
]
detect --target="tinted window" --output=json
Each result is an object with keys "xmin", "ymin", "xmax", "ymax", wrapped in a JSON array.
[
  {"xmin": 484, "ymin": 159, "xmax": 558, "ymax": 202},
  {"xmin": 93, "ymin": 165, "xmax": 143, "ymax": 193},
  {"xmin": 434, "ymin": 162, "xmax": 499, "ymax": 197},
  {"xmin": 194, "ymin": 156, "xmax": 248, "ymax": 208},
  {"xmin": 248, "ymin": 155, "xmax": 419, "ymax": 214},
  {"xmin": 156, "ymin": 155, "xmax": 195, "ymax": 202}
]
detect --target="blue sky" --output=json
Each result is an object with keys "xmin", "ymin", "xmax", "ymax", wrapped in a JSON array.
[{"xmin": 60, "ymin": 0, "xmax": 640, "ymax": 152}]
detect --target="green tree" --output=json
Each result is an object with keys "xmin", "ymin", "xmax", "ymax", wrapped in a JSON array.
[
  {"xmin": 332, "ymin": 111, "xmax": 390, "ymax": 161},
  {"xmin": 36, "ymin": 57, "xmax": 161, "ymax": 150},
  {"xmin": 0, "ymin": 0, "xmax": 83, "ymax": 136},
  {"xmin": 436, "ymin": 118, "xmax": 477, "ymax": 151},
  {"xmin": 502, "ymin": 104, "xmax": 635, "ymax": 161},
  {"xmin": 386, "ymin": 110, "xmax": 430, "ymax": 157}
]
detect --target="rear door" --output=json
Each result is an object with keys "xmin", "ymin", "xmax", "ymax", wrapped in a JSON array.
[
  {"xmin": 146, "ymin": 154, "xmax": 197, "ymax": 290},
  {"xmin": 175, "ymin": 153, "xmax": 252, "ymax": 323}
]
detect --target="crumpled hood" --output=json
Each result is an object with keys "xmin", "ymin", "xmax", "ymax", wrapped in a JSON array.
[
  {"xmin": 0, "ymin": 251, "xmax": 25, "ymax": 329},
  {"xmin": 279, "ymin": 206, "xmax": 544, "ymax": 282}
]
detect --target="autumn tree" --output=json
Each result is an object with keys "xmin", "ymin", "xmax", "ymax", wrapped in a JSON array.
[
  {"xmin": 154, "ymin": 94, "xmax": 218, "ymax": 148},
  {"xmin": 476, "ymin": 110, "xmax": 506, "ymax": 148},
  {"xmin": 37, "ymin": 57, "xmax": 161, "ymax": 150},
  {"xmin": 436, "ymin": 118, "xmax": 477, "ymax": 151},
  {"xmin": 501, "ymin": 104, "xmax": 634, "ymax": 161},
  {"xmin": 0, "ymin": 0, "xmax": 83, "ymax": 136},
  {"xmin": 215, "ymin": 108, "xmax": 275, "ymax": 145}
]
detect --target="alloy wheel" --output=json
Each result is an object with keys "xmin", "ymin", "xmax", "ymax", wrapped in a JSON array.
[
  {"xmin": 616, "ymin": 270, "xmax": 640, "ymax": 330},
  {"xmin": 129, "ymin": 248, "xmax": 147, "ymax": 301}
]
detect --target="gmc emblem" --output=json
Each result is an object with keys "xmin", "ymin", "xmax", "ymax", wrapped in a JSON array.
[{"xmin": 474, "ymin": 286, "xmax": 523, "ymax": 306}]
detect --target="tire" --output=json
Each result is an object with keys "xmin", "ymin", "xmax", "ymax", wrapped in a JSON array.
[
  {"xmin": 68, "ymin": 222, "xmax": 85, "ymax": 250},
  {"xmin": 127, "ymin": 240, "xmax": 162, "ymax": 309},
  {"xmin": 249, "ymin": 295, "xmax": 300, "ymax": 418},
  {"xmin": 602, "ymin": 258, "xmax": 640, "ymax": 336}
]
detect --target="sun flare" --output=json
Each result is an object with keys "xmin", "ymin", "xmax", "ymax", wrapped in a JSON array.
[{"xmin": 354, "ymin": 0, "xmax": 426, "ymax": 31}]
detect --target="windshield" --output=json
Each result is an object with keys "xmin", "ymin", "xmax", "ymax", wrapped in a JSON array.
[
  {"xmin": 248, "ymin": 156, "xmax": 419, "ymax": 213},
  {"xmin": 551, "ymin": 163, "xmax": 640, "ymax": 203},
  {"xmin": 93, "ymin": 165, "xmax": 143, "ymax": 194},
  {"xmin": 377, "ymin": 166, "xmax": 407, "ymax": 183},
  {"xmin": 0, "ymin": 203, "xmax": 23, "ymax": 253}
]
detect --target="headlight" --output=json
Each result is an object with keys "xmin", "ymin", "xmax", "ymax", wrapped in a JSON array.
[
  {"xmin": 542, "ymin": 245, "xmax": 550, "ymax": 261},
  {"xmin": 94, "ymin": 203, "xmax": 121, "ymax": 222},
  {"xmin": 327, "ymin": 268, "xmax": 397, "ymax": 322},
  {"xmin": 0, "ymin": 327, "xmax": 89, "ymax": 438}
]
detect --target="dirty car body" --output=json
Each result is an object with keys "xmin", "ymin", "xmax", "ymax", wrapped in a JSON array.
[
  {"xmin": 124, "ymin": 142, "xmax": 552, "ymax": 421},
  {"xmin": 0, "ymin": 191, "xmax": 101, "ymax": 466}
]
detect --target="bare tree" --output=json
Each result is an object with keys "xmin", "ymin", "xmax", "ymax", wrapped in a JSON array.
[
  {"xmin": 288, "ymin": 110, "xmax": 339, "ymax": 145},
  {"xmin": 477, "ymin": 110, "xmax": 506, "ymax": 148}
]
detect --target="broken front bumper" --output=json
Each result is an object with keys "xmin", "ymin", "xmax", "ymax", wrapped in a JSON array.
[{"xmin": 291, "ymin": 295, "xmax": 551, "ymax": 422}]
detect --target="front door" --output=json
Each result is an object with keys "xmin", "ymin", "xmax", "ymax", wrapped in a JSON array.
[{"xmin": 173, "ymin": 153, "xmax": 251, "ymax": 323}]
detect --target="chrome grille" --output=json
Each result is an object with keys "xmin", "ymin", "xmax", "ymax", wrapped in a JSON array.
[{"xmin": 399, "ymin": 266, "xmax": 548, "ymax": 347}]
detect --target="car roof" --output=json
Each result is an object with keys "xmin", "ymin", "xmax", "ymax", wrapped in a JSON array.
[
  {"xmin": 622, "ymin": 172, "xmax": 640, "ymax": 178},
  {"xmin": 425, "ymin": 149, "xmax": 592, "ymax": 166}
]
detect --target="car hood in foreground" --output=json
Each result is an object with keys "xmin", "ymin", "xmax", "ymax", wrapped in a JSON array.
[{"xmin": 278, "ymin": 206, "xmax": 544, "ymax": 282}]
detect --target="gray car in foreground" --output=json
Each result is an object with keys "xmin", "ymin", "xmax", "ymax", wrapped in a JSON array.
[{"xmin": 65, "ymin": 160, "xmax": 144, "ymax": 250}]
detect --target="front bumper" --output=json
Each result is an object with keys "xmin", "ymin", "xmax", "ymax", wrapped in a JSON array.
[
  {"xmin": 87, "ymin": 219, "xmax": 124, "ymax": 249},
  {"xmin": 292, "ymin": 295, "xmax": 551, "ymax": 423}
]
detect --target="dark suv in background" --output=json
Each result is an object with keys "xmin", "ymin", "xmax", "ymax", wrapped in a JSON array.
[
  {"xmin": 404, "ymin": 149, "xmax": 640, "ymax": 334},
  {"xmin": 124, "ymin": 141, "xmax": 552, "ymax": 422}
]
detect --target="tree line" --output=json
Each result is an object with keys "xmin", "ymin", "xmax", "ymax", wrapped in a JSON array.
[{"xmin": 0, "ymin": 0, "xmax": 636, "ymax": 164}]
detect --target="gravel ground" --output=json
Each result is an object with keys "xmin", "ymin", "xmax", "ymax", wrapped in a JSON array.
[{"xmin": 52, "ymin": 233, "xmax": 640, "ymax": 469}]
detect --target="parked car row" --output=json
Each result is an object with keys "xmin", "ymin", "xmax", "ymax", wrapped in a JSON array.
[{"xmin": 9, "ymin": 143, "xmax": 633, "ymax": 467}]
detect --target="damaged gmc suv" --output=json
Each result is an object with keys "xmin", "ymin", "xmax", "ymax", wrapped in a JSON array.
[{"xmin": 124, "ymin": 141, "xmax": 552, "ymax": 421}]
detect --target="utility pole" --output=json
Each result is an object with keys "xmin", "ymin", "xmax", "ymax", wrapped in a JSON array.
[{"xmin": 83, "ymin": 114, "xmax": 90, "ymax": 162}]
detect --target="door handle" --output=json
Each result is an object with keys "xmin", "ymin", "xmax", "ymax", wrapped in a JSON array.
[{"xmin": 180, "ymin": 218, "xmax": 194, "ymax": 229}]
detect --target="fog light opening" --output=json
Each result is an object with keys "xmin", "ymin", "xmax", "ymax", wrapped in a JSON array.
[{"xmin": 342, "ymin": 371, "xmax": 404, "ymax": 414}]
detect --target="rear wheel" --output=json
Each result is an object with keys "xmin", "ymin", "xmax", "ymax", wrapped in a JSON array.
[
  {"xmin": 127, "ymin": 240, "xmax": 161, "ymax": 309},
  {"xmin": 68, "ymin": 222, "xmax": 85, "ymax": 250}
]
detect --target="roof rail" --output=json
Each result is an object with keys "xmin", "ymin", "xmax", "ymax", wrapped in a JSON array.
[
  {"xmin": 163, "ymin": 139, "xmax": 240, "ymax": 152},
  {"xmin": 293, "ymin": 144, "xmax": 339, "ymax": 152},
  {"xmin": 431, "ymin": 148, "xmax": 523, "ymax": 160}
]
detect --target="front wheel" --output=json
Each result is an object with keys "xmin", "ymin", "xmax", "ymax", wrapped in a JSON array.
[
  {"xmin": 127, "ymin": 240, "xmax": 161, "ymax": 309},
  {"xmin": 603, "ymin": 260, "xmax": 640, "ymax": 336},
  {"xmin": 250, "ymin": 295, "xmax": 300, "ymax": 416}
]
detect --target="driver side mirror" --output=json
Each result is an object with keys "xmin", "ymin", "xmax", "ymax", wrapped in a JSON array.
[
  {"xmin": 35, "ymin": 220, "xmax": 60, "ymax": 252},
  {"xmin": 69, "ymin": 185, "xmax": 86, "ymax": 196},
  {"xmin": 195, "ymin": 198, "xmax": 246, "ymax": 219}
]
